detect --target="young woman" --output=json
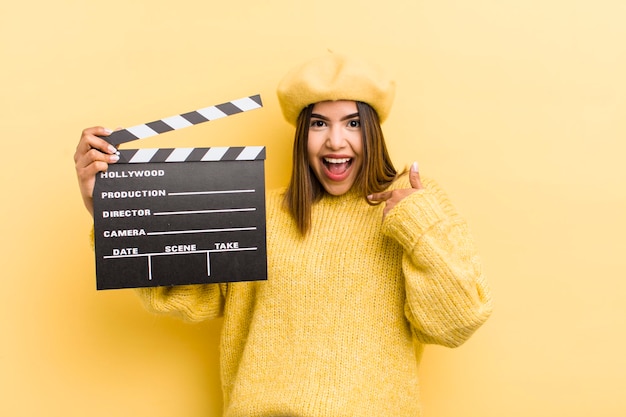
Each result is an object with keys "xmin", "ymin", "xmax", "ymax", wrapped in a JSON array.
[{"xmin": 74, "ymin": 53, "xmax": 492, "ymax": 417}]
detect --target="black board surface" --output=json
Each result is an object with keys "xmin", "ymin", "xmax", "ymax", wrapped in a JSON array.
[{"xmin": 93, "ymin": 146, "xmax": 267, "ymax": 290}]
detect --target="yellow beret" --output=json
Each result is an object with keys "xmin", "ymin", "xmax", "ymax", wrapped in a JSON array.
[{"xmin": 276, "ymin": 53, "xmax": 396, "ymax": 126}]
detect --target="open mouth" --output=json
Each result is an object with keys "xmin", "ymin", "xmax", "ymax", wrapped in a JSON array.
[{"xmin": 322, "ymin": 157, "xmax": 353, "ymax": 176}]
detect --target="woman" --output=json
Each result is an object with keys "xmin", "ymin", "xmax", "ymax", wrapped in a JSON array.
[{"xmin": 74, "ymin": 53, "xmax": 492, "ymax": 417}]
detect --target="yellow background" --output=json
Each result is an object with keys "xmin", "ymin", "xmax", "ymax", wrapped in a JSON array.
[{"xmin": 2, "ymin": 1, "xmax": 625, "ymax": 416}]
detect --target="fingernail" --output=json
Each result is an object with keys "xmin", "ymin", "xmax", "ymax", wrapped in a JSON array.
[
  {"xmin": 104, "ymin": 128, "xmax": 113, "ymax": 134},
  {"xmin": 411, "ymin": 161, "xmax": 419, "ymax": 172},
  {"xmin": 367, "ymin": 194, "xmax": 373, "ymax": 200},
  {"xmin": 107, "ymin": 145, "xmax": 118, "ymax": 154},
  {"xmin": 110, "ymin": 154, "xmax": 119, "ymax": 162}
]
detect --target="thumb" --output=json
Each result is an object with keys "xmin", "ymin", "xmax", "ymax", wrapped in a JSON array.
[{"xmin": 409, "ymin": 161, "xmax": 423, "ymax": 190}]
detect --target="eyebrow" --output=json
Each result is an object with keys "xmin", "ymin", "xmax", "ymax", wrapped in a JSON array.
[{"xmin": 310, "ymin": 112, "xmax": 360, "ymax": 121}]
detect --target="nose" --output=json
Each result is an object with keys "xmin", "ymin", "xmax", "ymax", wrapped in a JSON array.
[{"xmin": 326, "ymin": 126, "xmax": 345, "ymax": 150}]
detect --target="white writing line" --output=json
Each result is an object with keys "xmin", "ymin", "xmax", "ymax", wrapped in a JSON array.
[
  {"xmin": 104, "ymin": 246, "xmax": 258, "ymax": 259},
  {"xmin": 153, "ymin": 207, "xmax": 256, "ymax": 216},
  {"xmin": 147, "ymin": 226, "xmax": 257, "ymax": 236},
  {"xmin": 168, "ymin": 189, "xmax": 255, "ymax": 196}
]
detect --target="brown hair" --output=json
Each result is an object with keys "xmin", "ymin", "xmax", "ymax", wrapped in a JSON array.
[{"xmin": 283, "ymin": 101, "xmax": 397, "ymax": 235}]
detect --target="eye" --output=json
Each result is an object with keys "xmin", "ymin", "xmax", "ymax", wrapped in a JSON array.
[
  {"xmin": 310, "ymin": 119, "xmax": 326, "ymax": 128},
  {"xmin": 347, "ymin": 119, "xmax": 361, "ymax": 128}
]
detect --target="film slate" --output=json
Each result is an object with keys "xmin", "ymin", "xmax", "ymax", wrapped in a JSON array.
[{"xmin": 92, "ymin": 95, "xmax": 266, "ymax": 290}]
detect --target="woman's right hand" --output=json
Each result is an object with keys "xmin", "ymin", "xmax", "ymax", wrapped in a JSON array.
[{"xmin": 74, "ymin": 127, "xmax": 120, "ymax": 217}]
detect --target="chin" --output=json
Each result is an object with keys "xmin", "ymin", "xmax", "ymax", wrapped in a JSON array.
[{"xmin": 323, "ymin": 184, "xmax": 353, "ymax": 196}]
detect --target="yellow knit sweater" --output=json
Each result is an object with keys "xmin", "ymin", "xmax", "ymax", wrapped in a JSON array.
[{"xmin": 136, "ymin": 175, "xmax": 492, "ymax": 417}]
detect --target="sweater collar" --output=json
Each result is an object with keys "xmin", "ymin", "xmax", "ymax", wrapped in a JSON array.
[{"xmin": 318, "ymin": 187, "xmax": 363, "ymax": 204}]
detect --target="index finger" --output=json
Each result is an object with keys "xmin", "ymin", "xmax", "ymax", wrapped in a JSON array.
[
  {"xmin": 367, "ymin": 191, "xmax": 392, "ymax": 202},
  {"xmin": 77, "ymin": 127, "xmax": 118, "ymax": 156}
]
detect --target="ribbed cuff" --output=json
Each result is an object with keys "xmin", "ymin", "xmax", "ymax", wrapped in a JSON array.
[{"xmin": 382, "ymin": 188, "xmax": 453, "ymax": 250}]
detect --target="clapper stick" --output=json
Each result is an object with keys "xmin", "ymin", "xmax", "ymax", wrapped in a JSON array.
[
  {"xmin": 114, "ymin": 146, "xmax": 266, "ymax": 164},
  {"xmin": 101, "ymin": 94, "xmax": 263, "ymax": 145}
]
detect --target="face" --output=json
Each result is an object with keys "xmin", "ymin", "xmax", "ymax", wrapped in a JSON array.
[{"xmin": 307, "ymin": 100, "xmax": 363, "ymax": 196}]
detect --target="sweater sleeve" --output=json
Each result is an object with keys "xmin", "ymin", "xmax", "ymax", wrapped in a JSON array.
[
  {"xmin": 381, "ymin": 177, "xmax": 493, "ymax": 348},
  {"xmin": 135, "ymin": 283, "xmax": 226, "ymax": 322}
]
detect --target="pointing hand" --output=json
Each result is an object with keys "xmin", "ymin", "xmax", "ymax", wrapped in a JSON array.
[{"xmin": 367, "ymin": 162, "xmax": 423, "ymax": 219}]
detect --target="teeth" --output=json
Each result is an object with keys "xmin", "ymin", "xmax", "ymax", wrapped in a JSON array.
[{"xmin": 324, "ymin": 157, "xmax": 351, "ymax": 164}]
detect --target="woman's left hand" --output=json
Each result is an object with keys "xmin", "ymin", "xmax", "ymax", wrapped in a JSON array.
[{"xmin": 368, "ymin": 161, "xmax": 423, "ymax": 219}]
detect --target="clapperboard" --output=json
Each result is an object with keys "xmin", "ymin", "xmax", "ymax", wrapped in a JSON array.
[{"xmin": 93, "ymin": 95, "xmax": 267, "ymax": 290}]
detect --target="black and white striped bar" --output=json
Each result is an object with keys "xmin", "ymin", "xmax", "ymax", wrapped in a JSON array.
[
  {"xmin": 102, "ymin": 94, "xmax": 263, "ymax": 145},
  {"xmin": 115, "ymin": 146, "xmax": 266, "ymax": 164}
]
